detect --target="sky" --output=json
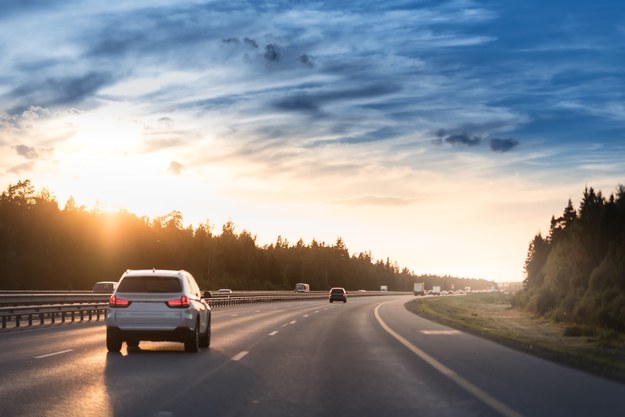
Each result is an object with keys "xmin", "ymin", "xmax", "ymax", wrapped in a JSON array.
[{"xmin": 1, "ymin": 0, "xmax": 624, "ymax": 282}]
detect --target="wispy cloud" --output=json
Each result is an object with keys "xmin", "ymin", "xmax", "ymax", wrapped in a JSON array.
[
  {"xmin": 556, "ymin": 101, "xmax": 625, "ymax": 121},
  {"xmin": 335, "ymin": 195, "xmax": 417, "ymax": 207},
  {"xmin": 490, "ymin": 138, "xmax": 520, "ymax": 153},
  {"xmin": 168, "ymin": 161, "xmax": 185, "ymax": 175},
  {"xmin": 433, "ymin": 130, "xmax": 521, "ymax": 153},
  {"xmin": 15, "ymin": 145, "xmax": 39, "ymax": 159},
  {"xmin": 8, "ymin": 161, "xmax": 35, "ymax": 174}
]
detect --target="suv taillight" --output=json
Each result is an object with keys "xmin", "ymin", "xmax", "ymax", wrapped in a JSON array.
[
  {"xmin": 109, "ymin": 295, "xmax": 131, "ymax": 308},
  {"xmin": 166, "ymin": 296, "xmax": 190, "ymax": 308}
]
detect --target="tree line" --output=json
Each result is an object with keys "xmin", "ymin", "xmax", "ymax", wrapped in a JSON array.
[
  {"xmin": 517, "ymin": 184, "xmax": 625, "ymax": 332},
  {"xmin": 0, "ymin": 180, "xmax": 494, "ymax": 292}
]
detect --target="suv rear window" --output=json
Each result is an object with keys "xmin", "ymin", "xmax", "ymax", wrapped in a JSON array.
[
  {"xmin": 117, "ymin": 276, "xmax": 182, "ymax": 293},
  {"xmin": 331, "ymin": 288, "xmax": 344, "ymax": 294}
]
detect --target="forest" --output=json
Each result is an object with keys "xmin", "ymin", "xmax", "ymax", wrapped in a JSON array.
[
  {"xmin": 518, "ymin": 184, "xmax": 625, "ymax": 332},
  {"xmin": 0, "ymin": 180, "xmax": 493, "ymax": 292}
]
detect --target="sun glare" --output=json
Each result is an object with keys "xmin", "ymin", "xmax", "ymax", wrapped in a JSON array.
[{"xmin": 47, "ymin": 105, "xmax": 179, "ymax": 217}]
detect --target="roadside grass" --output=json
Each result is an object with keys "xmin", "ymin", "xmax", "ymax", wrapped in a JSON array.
[{"xmin": 405, "ymin": 293, "xmax": 625, "ymax": 384}]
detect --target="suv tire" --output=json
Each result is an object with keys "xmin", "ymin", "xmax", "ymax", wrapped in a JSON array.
[
  {"xmin": 185, "ymin": 321, "xmax": 200, "ymax": 353},
  {"xmin": 106, "ymin": 328, "xmax": 122, "ymax": 352},
  {"xmin": 199, "ymin": 318, "xmax": 211, "ymax": 348}
]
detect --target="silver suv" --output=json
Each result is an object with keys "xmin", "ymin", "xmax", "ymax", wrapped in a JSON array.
[{"xmin": 106, "ymin": 269, "xmax": 211, "ymax": 353}]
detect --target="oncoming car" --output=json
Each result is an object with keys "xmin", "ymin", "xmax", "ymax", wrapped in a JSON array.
[
  {"xmin": 329, "ymin": 287, "xmax": 347, "ymax": 303},
  {"xmin": 106, "ymin": 269, "xmax": 211, "ymax": 353}
]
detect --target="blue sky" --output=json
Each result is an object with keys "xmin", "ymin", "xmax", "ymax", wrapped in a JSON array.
[{"xmin": 1, "ymin": 0, "xmax": 624, "ymax": 281}]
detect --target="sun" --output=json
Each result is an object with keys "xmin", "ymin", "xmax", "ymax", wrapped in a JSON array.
[{"xmin": 44, "ymin": 105, "xmax": 178, "ymax": 218}]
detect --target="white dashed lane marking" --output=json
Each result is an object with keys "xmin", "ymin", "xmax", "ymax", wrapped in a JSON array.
[
  {"xmin": 421, "ymin": 330, "xmax": 461, "ymax": 335},
  {"xmin": 34, "ymin": 349, "xmax": 74, "ymax": 359},
  {"xmin": 232, "ymin": 351, "xmax": 249, "ymax": 361}
]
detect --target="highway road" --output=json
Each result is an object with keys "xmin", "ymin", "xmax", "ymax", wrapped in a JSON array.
[{"xmin": 1, "ymin": 295, "xmax": 624, "ymax": 417}]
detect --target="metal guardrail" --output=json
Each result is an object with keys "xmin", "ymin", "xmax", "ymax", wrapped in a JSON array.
[
  {"xmin": 0, "ymin": 290, "xmax": 405, "ymax": 331},
  {"xmin": 0, "ymin": 291, "xmax": 327, "ymax": 306},
  {"xmin": 207, "ymin": 293, "xmax": 328, "ymax": 307},
  {"xmin": 0, "ymin": 292, "xmax": 325, "ymax": 330},
  {"xmin": 1, "ymin": 303, "xmax": 109, "ymax": 329}
]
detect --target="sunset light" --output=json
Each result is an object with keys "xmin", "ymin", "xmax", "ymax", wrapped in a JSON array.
[{"xmin": 2, "ymin": 1, "xmax": 624, "ymax": 282}]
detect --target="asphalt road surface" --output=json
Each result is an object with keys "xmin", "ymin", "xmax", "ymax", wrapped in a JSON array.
[{"xmin": 1, "ymin": 295, "xmax": 624, "ymax": 417}]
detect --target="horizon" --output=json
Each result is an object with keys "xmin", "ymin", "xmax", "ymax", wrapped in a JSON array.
[{"xmin": 2, "ymin": 1, "xmax": 624, "ymax": 282}]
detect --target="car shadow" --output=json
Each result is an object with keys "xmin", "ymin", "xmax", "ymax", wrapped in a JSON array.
[{"xmin": 103, "ymin": 343, "xmax": 239, "ymax": 416}]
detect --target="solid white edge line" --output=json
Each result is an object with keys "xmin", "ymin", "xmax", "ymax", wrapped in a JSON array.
[
  {"xmin": 34, "ymin": 349, "xmax": 74, "ymax": 359},
  {"xmin": 374, "ymin": 303, "xmax": 525, "ymax": 417}
]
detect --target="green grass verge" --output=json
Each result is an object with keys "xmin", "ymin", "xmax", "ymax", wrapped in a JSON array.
[{"xmin": 405, "ymin": 293, "xmax": 625, "ymax": 384}]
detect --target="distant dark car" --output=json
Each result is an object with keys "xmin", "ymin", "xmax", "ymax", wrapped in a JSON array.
[
  {"xmin": 329, "ymin": 287, "xmax": 347, "ymax": 303},
  {"xmin": 92, "ymin": 281, "xmax": 117, "ymax": 294}
]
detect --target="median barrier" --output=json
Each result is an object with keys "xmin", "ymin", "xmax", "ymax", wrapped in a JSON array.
[
  {"xmin": 0, "ymin": 290, "xmax": 406, "ymax": 330},
  {"xmin": 0, "ymin": 303, "xmax": 109, "ymax": 330}
]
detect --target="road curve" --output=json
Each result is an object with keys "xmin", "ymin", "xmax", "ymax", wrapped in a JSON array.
[{"xmin": 0, "ymin": 295, "xmax": 623, "ymax": 417}]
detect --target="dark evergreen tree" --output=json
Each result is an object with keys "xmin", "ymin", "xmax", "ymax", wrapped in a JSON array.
[
  {"xmin": 523, "ymin": 233, "xmax": 549, "ymax": 290},
  {"xmin": 0, "ymin": 180, "xmax": 495, "ymax": 295}
]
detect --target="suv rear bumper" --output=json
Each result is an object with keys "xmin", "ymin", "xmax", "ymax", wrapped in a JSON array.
[{"xmin": 107, "ymin": 326, "xmax": 193, "ymax": 343}]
